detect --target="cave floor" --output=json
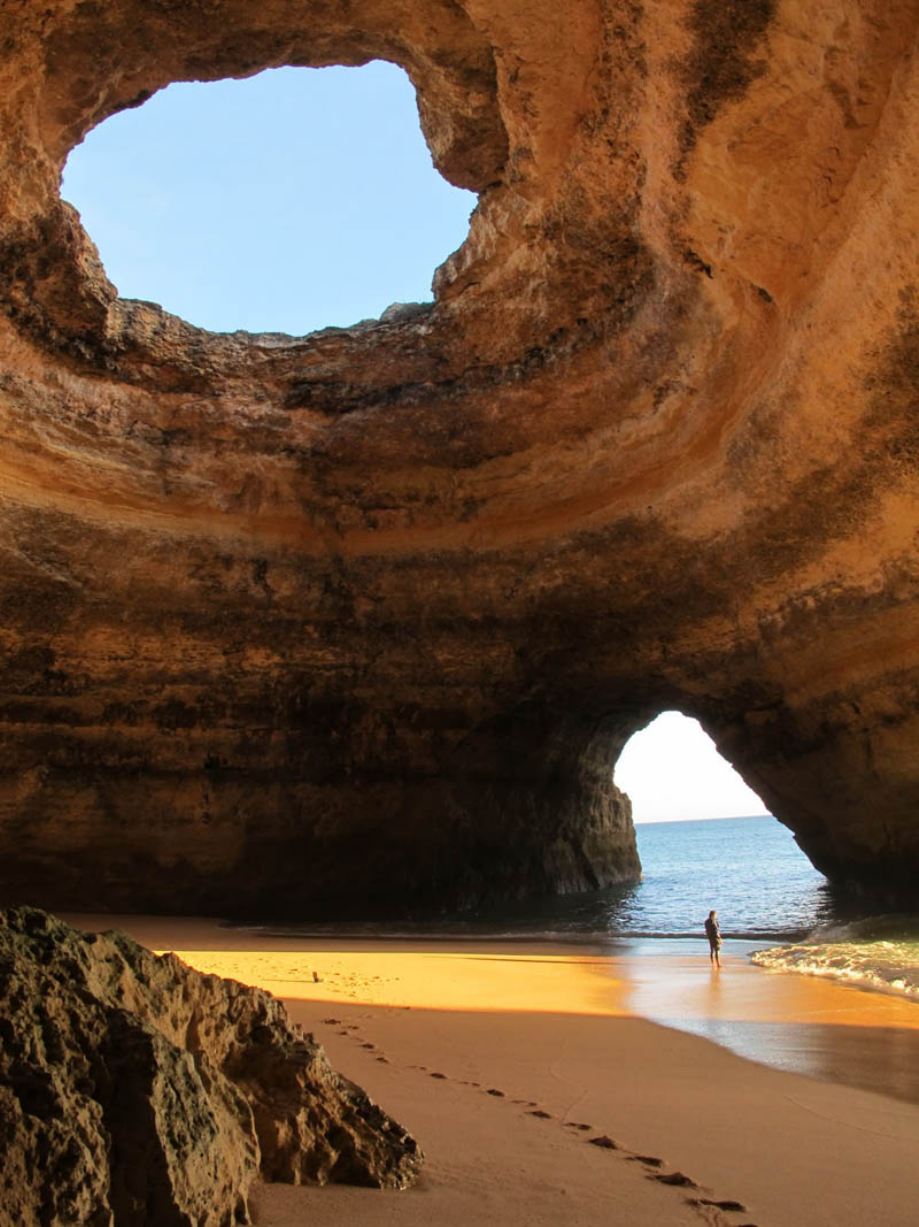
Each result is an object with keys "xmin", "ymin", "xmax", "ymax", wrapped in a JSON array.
[{"xmin": 63, "ymin": 914, "xmax": 919, "ymax": 1227}]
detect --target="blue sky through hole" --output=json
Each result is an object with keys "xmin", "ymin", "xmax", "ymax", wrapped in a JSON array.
[
  {"xmin": 616, "ymin": 712, "xmax": 769, "ymax": 823},
  {"xmin": 61, "ymin": 62, "xmax": 476, "ymax": 334}
]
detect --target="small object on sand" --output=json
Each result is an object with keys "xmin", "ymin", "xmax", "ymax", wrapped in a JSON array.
[
  {"xmin": 312, "ymin": 971, "xmax": 320, "ymax": 983},
  {"xmin": 653, "ymin": 1171, "xmax": 697, "ymax": 1188},
  {"xmin": 528, "ymin": 1109, "xmax": 552, "ymax": 1119},
  {"xmin": 486, "ymin": 1088, "xmax": 505, "ymax": 1097},
  {"xmin": 588, "ymin": 1135, "xmax": 618, "ymax": 1149}
]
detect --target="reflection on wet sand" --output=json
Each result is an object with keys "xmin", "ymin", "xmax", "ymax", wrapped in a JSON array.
[{"xmin": 619, "ymin": 938, "xmax": 919, "ymax": 1105}]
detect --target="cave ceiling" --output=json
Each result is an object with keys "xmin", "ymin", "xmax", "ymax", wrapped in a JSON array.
[{"xmin": 0, "ymin": 0, "xmax": 916, "ymax": 915}]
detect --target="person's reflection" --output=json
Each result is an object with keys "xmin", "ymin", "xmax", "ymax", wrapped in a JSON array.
[{"xmin": 706, "ymin": 960, "xmax": 724, "ymax": 1006}]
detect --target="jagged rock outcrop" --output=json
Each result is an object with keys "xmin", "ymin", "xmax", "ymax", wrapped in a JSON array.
[
  {"xmin": 0, "ymin": 908, "xmax": 421, "ymax": 1227},
  {"xmin": 0, "ymin": 0, "xmax": 916, "ymax": 913}
]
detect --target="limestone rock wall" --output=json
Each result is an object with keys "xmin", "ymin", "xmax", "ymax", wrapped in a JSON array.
[
  {"xmin": 0, "ymin": 907, "xmax": 420, "ymax": 1227},
  {"xmin": 0, "ymin": 0, "xmax": 916, "ymax": 914}
]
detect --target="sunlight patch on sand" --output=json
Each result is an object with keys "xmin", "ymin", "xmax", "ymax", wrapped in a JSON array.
[{"xmin": 153, "ymin": 948, "xmax": 628, "ymax": 1016}]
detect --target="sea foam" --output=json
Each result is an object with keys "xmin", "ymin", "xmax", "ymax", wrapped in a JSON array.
[{"xmin": 752, "ymin": 915, "xmax": 919, "ymax": 1001}]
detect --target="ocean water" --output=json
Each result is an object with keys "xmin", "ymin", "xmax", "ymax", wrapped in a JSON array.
[
  {"xmin": 447, "ymin": 814, "xmax": 840, "ymax": 941},
  {"xmin": 628, "ymin": 814, "xmax": 834, "ymax": 939},
  {"xmin": 253, "ymin": 815, "xmax": 919, "ymax": 1002}
]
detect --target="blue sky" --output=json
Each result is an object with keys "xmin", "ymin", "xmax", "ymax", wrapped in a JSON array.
[
  {"xmin": 62, "ymin": 62, "xmax": 475, "ymax": 334},
  {"xmin": 62, "ymin": 65, "xmax": 768, "ymax": 824}
]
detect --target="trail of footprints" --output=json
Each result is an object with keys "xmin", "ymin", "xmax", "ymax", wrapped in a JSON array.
[{"xmin": 320, "ymin": 1017, "xmax": 759, "ymax": 1227}]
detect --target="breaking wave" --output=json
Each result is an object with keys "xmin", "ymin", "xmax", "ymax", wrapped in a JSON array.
[{"xmin": 751, "ymin": 915, "xmax": 919, "ymax": 1001}]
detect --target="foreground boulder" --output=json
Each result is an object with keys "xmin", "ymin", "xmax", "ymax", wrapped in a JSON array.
[{"xmin": 0, "ymin": 908, "xmax": 420, "ymax": 1226}]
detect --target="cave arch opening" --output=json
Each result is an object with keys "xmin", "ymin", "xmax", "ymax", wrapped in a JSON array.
[
  {"xmin": 606, "ymin": 710, "xmax": 833, "ymax": 938},
  {"xmin": 60, "ymin": 62, "xmax": 478, "ymax": 336}
]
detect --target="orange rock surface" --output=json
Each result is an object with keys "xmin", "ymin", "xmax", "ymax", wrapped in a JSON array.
[{"xmin": 0, "ymin": 0, "xmax": 916, "ymax": 915}]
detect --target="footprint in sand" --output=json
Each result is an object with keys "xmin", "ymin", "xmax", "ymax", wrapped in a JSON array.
[
  {"xmin": 321, "ymin": 1018, "xmax": 341, "ymax": 1025},
  {"xmin": 651, "ymin": 1171, "xmax": 697, "ymax": 1188},
  {"xmin": 527, "ymin": 1109, "xmax": 552, "ymax": 1119},
  {"xmin": 629, "ymin": 1155, "xmax": 665, "ymax": 1168},
  {"xmin": 429, "ymin": 1072, "xmax": 447, "ymax": 1079},
  {"xmin": 688, "ymin": 1198, "xmax": 748, "ymax": 1213},
  {"xmin": 486, "ymin": 1088, "xmax": 505, "ymax": 1097},
  {"xmin": 360, "ymin": 1042, "xmax": 375, "ymax": 1050},
  {"xmin": 587, "ymin": 1135, "xmax": 618, "ymax": 1150},
  {"xmin": 375, "ymin": 1056, "xmax": 390, "ymax": 1064}
]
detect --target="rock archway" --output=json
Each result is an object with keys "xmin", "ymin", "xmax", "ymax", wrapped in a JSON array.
[{"xmin": 0, "ymin": 0, "xmax": 916, "ymax": 916}]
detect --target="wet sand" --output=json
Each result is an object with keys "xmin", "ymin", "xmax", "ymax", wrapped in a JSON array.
[
  {"xmin": 65, "ymin": 915, "xmax": 919, "ymax": 1226},
  {"xmin": 620, "ymin": 937, "xmax": 919, "ymax": 1105}
]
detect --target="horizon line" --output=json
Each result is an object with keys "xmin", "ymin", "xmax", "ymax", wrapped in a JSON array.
[{"xmin": 633, "ymin": 812, "xmax": 773, "ymax": 826}]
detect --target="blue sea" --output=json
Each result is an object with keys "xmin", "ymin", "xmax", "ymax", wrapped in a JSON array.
[{"xmin": 255, "ymin": 816, "xmax": 919, "ymax": 1001}]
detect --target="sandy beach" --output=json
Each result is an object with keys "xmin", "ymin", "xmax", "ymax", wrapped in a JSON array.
[{"xmin": 64, "ymin": 915, "xmax": 919, "ymax": 1227}]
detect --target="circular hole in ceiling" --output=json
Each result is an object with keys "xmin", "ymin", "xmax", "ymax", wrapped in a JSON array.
[{"xmin": 61, "ymin": 61, "xmax": 477, "ymax": 336}]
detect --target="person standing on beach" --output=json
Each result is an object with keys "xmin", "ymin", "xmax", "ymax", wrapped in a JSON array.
[{"xmin": 704, "ymin": 909, "xmax": 722, "ymax": 967}]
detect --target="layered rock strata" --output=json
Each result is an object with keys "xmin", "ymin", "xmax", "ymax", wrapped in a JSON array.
[
  {"xmin": 0, "ymin": 907, "xmax": 420, "ymax": 1227},
  {"xmin": 0, "ymin": 0, "xmax": 916, "ymax": 913}
]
